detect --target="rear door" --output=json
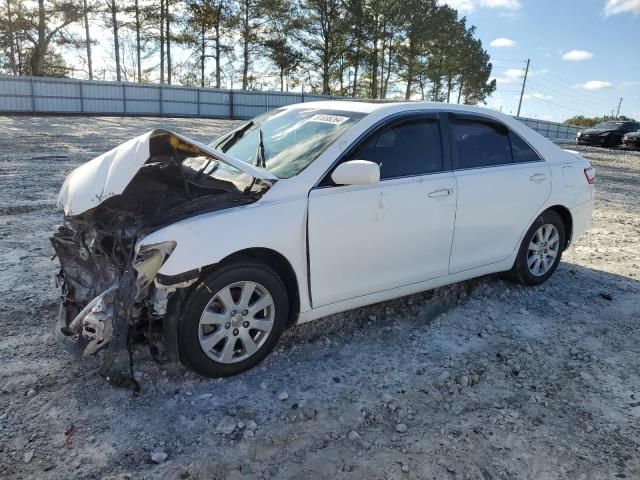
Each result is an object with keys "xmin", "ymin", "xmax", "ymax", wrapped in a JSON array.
[{"xmin": 446, "ymin": 114, "xmax": 551, "ymax": 274}]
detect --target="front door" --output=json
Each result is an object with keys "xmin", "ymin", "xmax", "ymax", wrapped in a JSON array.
[{"xmin": 307, "ymin": 114, "xmax": 457, "ymax": 307}]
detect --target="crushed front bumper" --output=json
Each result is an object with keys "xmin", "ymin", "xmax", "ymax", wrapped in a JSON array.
[{"xmin": 55, "ymin": 268, "xmax": 139, "ymax": 388}]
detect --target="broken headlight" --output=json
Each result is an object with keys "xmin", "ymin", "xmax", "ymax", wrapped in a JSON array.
[{"xmin": 133, "ymin": 241, "xmax": 177, "ymax": 280}]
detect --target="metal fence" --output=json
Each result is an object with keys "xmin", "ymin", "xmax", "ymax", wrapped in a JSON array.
[
  {"xmin": 0, "ymin": 75, "xmax": 579, "ymax": 140},
  {"xmin": 515, "ymin": 116, "xmax": 579, "ymax": 141}
]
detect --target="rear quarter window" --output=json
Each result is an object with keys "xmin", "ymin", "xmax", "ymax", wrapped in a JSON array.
[{"xmin": 510, "ymin": 132, "xmax": 541, "ymax": 163}]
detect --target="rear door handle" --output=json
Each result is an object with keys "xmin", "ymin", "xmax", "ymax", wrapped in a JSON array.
[
  {"xmin": 529, "ymin": 173, "xmax": 548, "ymax": 182},
  {"xmin": 428, "ymin": 188, "xmax": 453, "ymax": 198}
]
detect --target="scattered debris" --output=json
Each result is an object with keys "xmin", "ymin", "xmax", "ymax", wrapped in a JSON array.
[
  {"xmin": 216, "ymin": 416, "xmax": 237, "ymax": 435},
  {"xmin": 64, "ymin": 424, "xmax": 77, "ymax": 449},
  {"xmin": 150, "ymin": 448, "xmax": 168, "ymax": 464},
  {"xmin": 278, "ymin": 391, "xmax": 289, "ymax": 401}
]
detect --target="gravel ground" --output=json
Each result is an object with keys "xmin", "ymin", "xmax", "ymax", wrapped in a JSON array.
[{"xmin": 1, "ymin": 116, "xmax": 639, "ymax": 480}]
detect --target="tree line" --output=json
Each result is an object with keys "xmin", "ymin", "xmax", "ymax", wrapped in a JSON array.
[
  {"xmin": 0, "ymin": 0, "xmax": 497, "ymax": 103},
  {"xmin": 564, "ymin": 114, "xmax": 637, "ymax": 128}
]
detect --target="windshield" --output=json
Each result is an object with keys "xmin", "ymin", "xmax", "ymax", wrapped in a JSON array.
[
  {"xmin": 594, "ymin": 121, "xmax": 624, "ymax": 129},
  {"xmin": 210, "ymin": 107, "xmax": 366, "ymax": 178}
]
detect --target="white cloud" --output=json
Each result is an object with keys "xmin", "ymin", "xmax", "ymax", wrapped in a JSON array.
[
  {"xmin": 443, "ymin": 0, "xmax": 475, "ymax": 11},
  {"xmin": 576, "ymin": 81, "xmax": 613, "ymax": 90},
  {"xmin": 523, "ymin": 92, "xmax": 552, "ymax": 100},
  {"xmin": 480, "ymin": 0, "xmax": 522, "ymax": 9},
  {"xmin": 490, "ymin": 37, "xmax": 516, "ymax": 48},
  {"xmin": 620, "ymin": 81, "xmax": 640, "ymax": 88},
  {"xmin": 441, "ymin": 0, "xmax": 522, "ymax": 12},
  {"xmin": 505, "ymin": 68, "xmax": 525, "ymax": 77},
  {"xmin": 491, "ymin": 67, "xmax": 548, "ymax": 86},
  {"xmin": 603, "ymin": 0, "xmax": 640, "ymax": 16},
  {"xmin": 492, "ymin": 68, "xmax": 525, "ymax": 84},
  {"xmin": 561, "ymin": 50, "xmax": 594, "ymax": 61}
]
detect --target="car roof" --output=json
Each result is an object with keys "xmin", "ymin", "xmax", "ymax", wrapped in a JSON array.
[
  {"xmin": 285, "ymin": 100, "xmax": 513, "ymax": 118},
  {"xmin": 285, "ymin": 100, "xmax": 389, "ymax": 114},
  {"xmin": 284, "ymin": 100, "xmax": 578, "ymax": 165}
]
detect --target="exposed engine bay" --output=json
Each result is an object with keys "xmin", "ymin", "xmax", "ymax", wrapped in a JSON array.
[{"xmin": 50, "ymin": 130, "xmax": 272, "ymax": 388}]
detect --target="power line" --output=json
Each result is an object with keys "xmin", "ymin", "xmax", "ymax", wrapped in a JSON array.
[
  {"xmin": 541, "ymin": 70, "xmax": 619, "ymax": 103},
  {"xmin": 491, "ymin": 57, "xmax": 528, "ymax": 63},
  {"xmin": 527, "ymin": 97, "xmax": 594, "ymax": 115},
  {"xmin": 519, "ymin": 87, "xmax": 615, "ymax": 117},
  {"xmin": 528, "ymin": 79, "xmax": 615, "ymax": 110},
  {"xmin": 527, "ymin": 77, "xmax": 617, "ymax": 111}
]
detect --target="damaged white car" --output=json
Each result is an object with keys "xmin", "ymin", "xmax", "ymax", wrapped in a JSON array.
[{"xmin": 52, "ymin": 101, "xmax": 595, "ymax": 385}]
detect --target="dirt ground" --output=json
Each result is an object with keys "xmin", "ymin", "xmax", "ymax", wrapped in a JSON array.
[{"xmin": 0, "ymin": 115, "xmax": 639, "ymax": 480}]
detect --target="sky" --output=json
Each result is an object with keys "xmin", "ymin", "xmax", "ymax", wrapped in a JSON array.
[
  {"xmin": 62, "ymin": 0, "xmax": 640, "ymax": 124},
  {"xmin": 443, "ymin": 0, "xmax": 640, "ymax": 121}
]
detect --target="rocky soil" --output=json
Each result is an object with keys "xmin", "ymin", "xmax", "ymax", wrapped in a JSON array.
[{"xmin": 0, "ymin": 116, "xmax": 639, "ymax": 480}]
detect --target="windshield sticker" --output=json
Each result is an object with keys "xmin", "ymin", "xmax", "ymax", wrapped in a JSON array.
[{"xmin": 307, "ymin": 114, "xmax": 349, "ymax": 125}]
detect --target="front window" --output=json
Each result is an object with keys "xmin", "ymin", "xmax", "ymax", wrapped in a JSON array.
[{"xmin": 211, "ymin": 108, "xmax": 366, "ymax": 178}]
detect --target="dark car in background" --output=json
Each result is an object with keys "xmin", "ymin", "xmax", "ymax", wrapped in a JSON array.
[
  {"xmin": 576, "ymin": 121, "xmax": 640, "ymax": 148},
  {"xmin": 621, "ymin": 131, "xmax": 640, "ymax": 150}
]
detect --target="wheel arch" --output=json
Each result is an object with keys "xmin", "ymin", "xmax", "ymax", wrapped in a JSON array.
[
  {"xmin": 545, "ymin": 205, "xmax": 573, "ymax": 250},
  {"xmin": 200, "ymin": 247, "xmax": 301, "ymax": 327}
]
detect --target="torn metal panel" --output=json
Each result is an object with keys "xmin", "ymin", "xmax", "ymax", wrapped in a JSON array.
[{"xmin": 51, "ymin": 129, "xmax": 274, "ymax": 387}]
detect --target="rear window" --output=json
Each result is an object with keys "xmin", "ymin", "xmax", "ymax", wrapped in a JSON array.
[{"xmin": 451, "ymin": 119, "xmax": 512, "ymax": 168}]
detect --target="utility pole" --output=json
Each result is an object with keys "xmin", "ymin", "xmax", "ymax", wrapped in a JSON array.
[
  {"xmin": 83, "ymin": 0, "xmax": 92, "ymax": 79},
  {"xmin": 616, "ymin": 97, "xmax": 623, "ymax": 118},
  {"xmin": 517, "ymin": 58, "xmax": 530, "ymax": 118}
]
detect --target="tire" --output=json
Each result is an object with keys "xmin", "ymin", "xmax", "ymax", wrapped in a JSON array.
[
  {"xmin": 505, "ymin": 210, "xmax": 566, "ymax": 286},
  {"xmin": 178, "ymin": 261, "xmax": 289, "ymax": 378}
]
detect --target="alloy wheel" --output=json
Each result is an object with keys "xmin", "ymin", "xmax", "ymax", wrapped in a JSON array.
[
  {"xmin": 527, "ymin": 223, "xmax": 560, "ymax": 276},
  {"xmin": 198, "ymin": 281, "xmax": 275, "ymax": 363}
]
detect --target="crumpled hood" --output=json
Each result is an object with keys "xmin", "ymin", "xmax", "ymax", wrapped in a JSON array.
[{"xmin": 58, "ymin": 129, "xmax": 277, "ymax": 216}]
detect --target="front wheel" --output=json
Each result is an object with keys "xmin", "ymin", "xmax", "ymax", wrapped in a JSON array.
[
  {"xmin": 506, "ymin": 210, "xmax": 565, "ymax": 286},
  {"xmin": 178, "ymin": 261, "xmax": 289, "ymax": 378}
]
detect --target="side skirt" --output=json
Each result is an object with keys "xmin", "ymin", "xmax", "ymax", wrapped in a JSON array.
[{"xmin": 296, "ymin": 257, "xmax": 515, "ymax": 325}]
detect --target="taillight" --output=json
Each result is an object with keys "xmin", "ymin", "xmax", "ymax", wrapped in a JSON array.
[{"xmin": 584, "ymin": 166, "xmax": 596, "ymax": 184}]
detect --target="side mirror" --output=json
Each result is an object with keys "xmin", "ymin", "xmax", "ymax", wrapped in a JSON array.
[{"xmin": 331, "ymin": 160, "xmax": 380, "ymax": 186}]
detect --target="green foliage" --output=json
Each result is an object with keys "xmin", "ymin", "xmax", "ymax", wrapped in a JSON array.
[
  {"xmin": 0, "ymin": 0, "xmax": 84, "ymax": 76},
  {"xmin": 0, "ymin": 0, "xmax": 497, "ymax": 103},
  {"xmin": 564, "ymin": 115, "xmax": 637, "ymax": 127}
]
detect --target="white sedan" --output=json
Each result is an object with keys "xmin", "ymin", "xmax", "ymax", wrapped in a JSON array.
[{"xmin": 52, "ymin": 101, "xmax": 595, "ymax": 381}]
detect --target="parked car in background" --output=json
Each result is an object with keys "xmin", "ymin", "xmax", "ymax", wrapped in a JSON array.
[
  {"xmin": 576, "ymin": 120, "xmax": 640, "ymax": 148},
  {"xmin": 621, "ymin": 130, "xmax": 640, "ymax": 150},
  {"xmin": 52, "ymin": 101, "xmax": 596, "ymax": 381}
]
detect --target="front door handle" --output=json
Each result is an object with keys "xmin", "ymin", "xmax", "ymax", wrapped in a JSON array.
[
  {"xmin": 428, "ymin": 188, "xmax": 453, "ymax": 198},
  {"xmin": 529, "ymin": 173, "xmax": 548, "ymax": 182}
]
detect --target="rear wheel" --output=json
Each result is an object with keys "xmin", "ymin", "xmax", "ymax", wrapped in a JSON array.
[
  {"xmin": 178, "ymin": 261, "xmax": 289, "ymax": 377},
  {"xmin": 506, "ymin": 210, "xmax": 565, "ymax": 286}
]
